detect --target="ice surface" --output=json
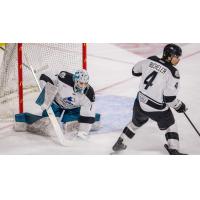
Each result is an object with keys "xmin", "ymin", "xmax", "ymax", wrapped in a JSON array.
[{"xmin": 0, "ymin": 43, "xmax": 200, "ymax": 154}]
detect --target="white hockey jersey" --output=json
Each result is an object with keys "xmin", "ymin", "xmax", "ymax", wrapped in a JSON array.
[
  {"xmin": 132, "ymin": 56, "xmax": 180, "ymax": 112},
  {"xmin": 39, "ymin": 71, "xmax": 95, "ymax": 124}
]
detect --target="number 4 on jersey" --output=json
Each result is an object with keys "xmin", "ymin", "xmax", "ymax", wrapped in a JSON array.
[{"xmin": 144, "ymin": 71, "xmax": 158, "ymax": 89}]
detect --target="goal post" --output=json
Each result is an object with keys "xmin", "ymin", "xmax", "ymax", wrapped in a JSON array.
[
  {"xmin": 0, "ymin": 43, "xmax": 87, "ymax": 121},
  {"xmin": 82, "ymin": 43, "xmax": 87, "ymax": 70},
  {"xmin": 18, "ymin": 43, "xmax": 23, "ymax": 113}
]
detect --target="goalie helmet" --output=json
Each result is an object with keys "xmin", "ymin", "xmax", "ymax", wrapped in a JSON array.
[
  {"xmin": 73, "ymin": 69, "xmax": 89, "ymax": 94},
  {"xmin": 162, "ymin": 44, "xmax": 182, "ymax": 59}
]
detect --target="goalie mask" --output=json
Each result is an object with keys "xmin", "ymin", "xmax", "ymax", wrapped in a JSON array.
[{"xmin": 73, "ymin": 69, "xmax": 89, "ymax": 94}]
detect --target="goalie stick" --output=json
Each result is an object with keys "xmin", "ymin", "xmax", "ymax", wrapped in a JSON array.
[{"xmin": 24, "ymin": 54, "xmax": 69, "ymax": 146}]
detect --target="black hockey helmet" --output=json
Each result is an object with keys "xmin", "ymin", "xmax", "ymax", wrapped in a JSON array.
[{"xmin": 162, "ymin": 44, "xmax": 182, "ymax": 59}]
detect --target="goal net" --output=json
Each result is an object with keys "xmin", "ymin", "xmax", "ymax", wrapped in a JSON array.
[{"xmin": 0, "ymin": 43, "xmax": 87, "ymax": 121}]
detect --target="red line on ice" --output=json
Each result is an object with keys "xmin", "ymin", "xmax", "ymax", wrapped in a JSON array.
[{"xmin": 182, "ymin": 50, "xmax": 200, "ymax": 59}]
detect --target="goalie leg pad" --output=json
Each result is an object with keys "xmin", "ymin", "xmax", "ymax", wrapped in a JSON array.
[
  {"xmin": 14, "ymin": 112, "xmax": 55, "ymax": 136},
  {"xmin": 63, "ymin": 112, "xmax": 101, "ymax": 139},
  {"xmin": 27, "ymin": 117, "xmax": 55, "ymax": 137},
  {"xmin": 63, "ymin": 118, "xmax": 101, "ymax": 133},
  {"xmin": 14, "ymin": 112, "xmax": 44, "ymax": 132},
  {"xmin": 14, "ymin": 121, "xmax": 28, "ymax": 132},
  {"xmin": 63, "ymin": 121, "xmax": 79, "ymax": 133}
]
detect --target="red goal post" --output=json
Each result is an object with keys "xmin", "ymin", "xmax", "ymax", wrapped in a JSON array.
[{"xmin": 0, "ymin": 43, "xmax": 87, "ymax": 120}]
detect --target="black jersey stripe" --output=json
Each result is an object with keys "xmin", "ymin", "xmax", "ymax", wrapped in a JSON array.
[
  {"xmin": 132, "ymin": 70, "xmax": 142, "ymax": 77},
  {"xmin": 165, "ymin": 132, "xmax": 179, "ymax": 141},
  {"xmin": 163, "ymin": 95, "xmax": 176, "ymax": 103},
  {"xmin": 79, "ymin": 116, "xmax": 95, "ymax": 124},
  {"xmin": 84, "ymin": 86, "xmax": 95, "ymax": 102},
  {"xmin": 40, "ymin": 74, "xmax": 54, "ymax": 85},
  {"xmin": 58, "ymin": 71, "xmax": 74, "ymax": 87}
]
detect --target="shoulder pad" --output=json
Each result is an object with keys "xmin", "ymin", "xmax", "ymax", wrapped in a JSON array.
[
  {"xmin": 58, "ymin": 71, "xmax": 73, "ymax": 79},
  {"xmin": 58, "ymin": 71, "xmax": 74, "ymax": 87},
  {"xmin": 148, "ymin": 56, "xmax": 159, "ymax": 61},
  {"xmin": 40, "ymin": 74, "xmax": 54, "ymax": 85},
  {"xmin": 148, "ymin": 56, "xmax": 180, "ymax": 79},
  {"xmin": 84, "ymin": 85, "xmax": 95, "ymax": 102},
  {"xmin": 174, "ymin": 69, "xmax": 180, "ymax": 79},
  {"xmin": 148, "ymin": 56, "xmax": 166, "ymax": 65}
]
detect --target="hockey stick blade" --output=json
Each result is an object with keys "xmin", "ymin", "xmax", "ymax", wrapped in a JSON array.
[{"xmin": 25, "ymin": 54, "xmax": 69, "ymax": 146}]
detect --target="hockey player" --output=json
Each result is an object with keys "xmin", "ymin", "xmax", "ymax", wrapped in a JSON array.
[
  {"xmin": 112, "ymin": 44, "xmax": 187, "ymax": 155},
  {"xmin": 14, "ymin": 69, "xmax": 100, "ymax": 139}
]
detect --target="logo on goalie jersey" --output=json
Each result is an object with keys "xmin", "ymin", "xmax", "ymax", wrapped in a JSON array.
[
  {"xmin": 59, "ymin": 72, "xmax": 67, "ymax": 79},
  {"xmin": 63, "ymin": 96, "xmax": 75, "ymax": 105}
]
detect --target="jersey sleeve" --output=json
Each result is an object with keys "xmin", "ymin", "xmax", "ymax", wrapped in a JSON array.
[
  {"xmin": 132, "ymin": 60, "xmax": 144, "ymax": 77},
  {"xmin": 79, "ymin": 85, "xmax": 95, "ymax": 124},
  {"xmin": 163, "ymin": 70, "xmax": 180, "ymax": 107}
]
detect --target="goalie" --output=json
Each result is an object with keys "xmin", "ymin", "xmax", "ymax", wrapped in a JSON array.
[{"xmin": 14, "ymin": 69, "xmax": 101, "ymax": 139}]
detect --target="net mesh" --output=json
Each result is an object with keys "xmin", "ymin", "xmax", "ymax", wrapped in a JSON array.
[{"xmin": 0, "ymin": 43, "xmax": 83, "ymax": 121}]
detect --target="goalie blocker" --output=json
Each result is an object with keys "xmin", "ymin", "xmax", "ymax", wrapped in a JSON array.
[{"xmin": 14, "ymin": 70, "xmax": 101, "ymax": 139}]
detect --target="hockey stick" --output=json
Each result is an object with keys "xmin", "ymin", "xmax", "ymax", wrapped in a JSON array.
[
  {"xmin": 184, "ymin": 112, "xmax": 200, "ymax": 137},
  {"xmin": 24, "ymin": 54, "xmax": 69, "ymax": 146}
]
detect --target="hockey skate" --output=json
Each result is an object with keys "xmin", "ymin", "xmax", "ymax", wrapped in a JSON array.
[
  {"xmin": 112, "ymin": 137, "xmax": 127, "ymax": 152},
  {"xmin": 164, "ymin": 144, "xmax": 188, "ymax": 155}
]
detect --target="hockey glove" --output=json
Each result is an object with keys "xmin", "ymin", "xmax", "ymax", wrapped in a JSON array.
[{"xmin": 174, "ymin": 101, "xmax": 187, "ymax": 113}]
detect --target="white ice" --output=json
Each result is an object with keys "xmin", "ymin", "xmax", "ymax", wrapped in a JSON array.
[{"xmin": 0, "ymin": 43, "xmax": 200, "ymax": 154}]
